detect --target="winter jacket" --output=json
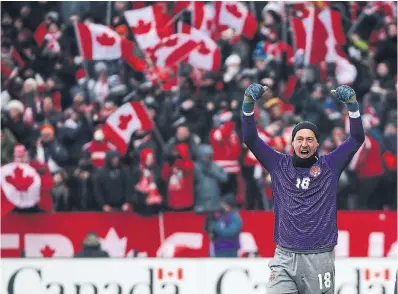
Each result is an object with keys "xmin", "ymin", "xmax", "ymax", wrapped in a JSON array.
[
  {"xmin": 74, "ymin": 245, "xmax": 109, "ymax": 258},
  {"xmin": 59, "ymin": 116, "xmax": 92, "ymax": 165},
  {"xmin": 209, "ymin": 121, "xmax": 241, "ymax": 174},
  {"xmin": 34, "ymin": 139, "xmax": 69, "ymax": 173},
  {"xmin": 93, "ymin": 150, "xmax": 130, "ymax": 208},
  {"xmin": 2, "ymin": 115, "xmax": 32, "ymax": 148},
  {"xmin": 194, "ymin": 145, "xmax": 228, "ymax": 213},
  {"xmin": 1, "ymin": 128, "xmax": 17, "ymax": 165},
  {"xmin": 30, "ymin": 160, "xmax": 54, "ymax": 212},
  {"xmin": 83, "ymin": 140, "xmax": 116, "ymax": 168},
  {"xmin": 209, "ymin": 210, "xmax": 242, "ymax": 257},
  {"xmin": 162, "ymin": 143, "xmax": 194, "ymax": 210}
]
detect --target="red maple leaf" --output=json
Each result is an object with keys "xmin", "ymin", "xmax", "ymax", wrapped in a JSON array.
[
  {"xmin": 118, "ymin": 114, "xmax": 132, "ymax": 130},
  {"xmin": 40, "ymin": 245, "xmax": 55, "ymax": 257},
  {"xmin": 226, "ymin": 4, "xmax": 242, "ymax": 18},
  {"xmin": 164, "ymin": 36, "xmax": 179, "ymax": 47},
  {"xmin": 197, "ymin": 41, "xmax": 211, "ymax": 55},
  {"xmin": 96, "ymin": 33, "xmax": 116, "ymax": 46},
  {"xmin": 133, "ymin": 20, "xmax": 151, "ymax": 35},
  {"xmin": 5, "ymin": 167, "xmax": 34, "ymax": 191}
]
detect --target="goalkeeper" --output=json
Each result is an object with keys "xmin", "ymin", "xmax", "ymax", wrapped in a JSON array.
[{"xmin": 242, "ymin": 84, "xmax": 365, "ymax": 294}]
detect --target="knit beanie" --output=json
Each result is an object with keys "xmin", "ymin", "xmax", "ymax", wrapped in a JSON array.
[{"xmin": 291, "ymin": 121, "xmax": 320, "ymax": 142}]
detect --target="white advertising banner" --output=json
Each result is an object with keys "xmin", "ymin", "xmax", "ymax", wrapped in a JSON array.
[{"xmin": 1, "ymin": 258, "xmax": 397, "ymax": 294}]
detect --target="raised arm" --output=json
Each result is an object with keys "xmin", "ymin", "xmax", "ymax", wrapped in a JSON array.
[
  {"xmin": 325, "ymin": 85, "xmax": 365, "ymax": 174},
  {"xmin": 241, "ymin": 84, "xmax": 282, "ymax": 172}
]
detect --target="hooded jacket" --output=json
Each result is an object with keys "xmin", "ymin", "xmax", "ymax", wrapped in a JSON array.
[
  {"xmin": 93, "ymin": 150, "xmax": 130, "ymax": 208},
  {"xmin": 194, "ymin": 145, "xmax": 228, "ymax": 213}
]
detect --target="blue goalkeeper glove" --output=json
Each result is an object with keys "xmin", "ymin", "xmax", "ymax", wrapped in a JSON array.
[
  {"xmin": 331, "ymin": 85, "xmax": 359, "ymax": 112},
  {"xmin": 242, "ymin": 84, "xmax": 268, "ymax": 114}
]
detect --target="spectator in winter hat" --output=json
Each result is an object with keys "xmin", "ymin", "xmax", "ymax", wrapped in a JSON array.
[
  {"xmin": 95, "ymin": 61, "xmax": 108, "ymax": 74},
  {"xmin": 224, "ymin": 54, "xmax": 241, "ymax": 83},
  {"xmin": 209, "ymin": 110, "xmax": 241, "ymax": 198},
  {"xmin": 264, "ymin": 97, "xmax": 284, "ymax": 123},
  {"xmin": 165, "ymin": 124, "xmax": 199, "ymax": 161},
  {"xmin": 93, "ymin": 150, "xmax": 130, "ymax": 212},
  {"xmin": 42, "ymin": 22, "xmax": 63, "ymax": 57},
  {"xmin": 93, "ymin": 62, "xmax": 109, "ymax": 104},
  {"xmin": 23, "ymin": 78, "xmax": 37, "ymax": 93},
  {"xmin": 69, "ymin": 148, "xmax": 97, "ymax": 211},
  {"xmin": 206, "ymin": 194, "xmax": 242, "ymax": 257},
  {"xmin": 132, "ymin": 148, "xmax": 163, "ymax": 215},
  {"xmin": 262, "ymin": 2, "xmax": 283, "ymax": 24},
  {"xmin": 3, "ymin": 100, "xmax": 32, "ymax": 148},
  {"xmin": 115, "ymin": 24, "xmax": 128, "ymax": 38},
  {"xmin": 74, "ymin": 232, "xmax": 109, "ymax": 258},
  {"xmin": 33, "ymin": 124, "xmax": 68, "ymax": 173},
  {"xmin": 194, "ymin": 144, "xmax": 228, "ymax": 214},
  {"xmin": 162, "ymin": 143, "xmax": 195, "ymax": 211},
  {"xmin": 36, "ymin": 97, "xmax": 63, "ymax": 127},
  {"xmin": 83, "ymin": 128, "xmax": 116, "ymax": 168},
  {"xmin": 252, "ymin": 47, "xmax": 268, "ymax": 76}
]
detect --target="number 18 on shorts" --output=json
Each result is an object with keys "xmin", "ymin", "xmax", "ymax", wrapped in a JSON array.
[{"xmin": 267, "ymin": 248, "xmax": 335, "ymax": 294}]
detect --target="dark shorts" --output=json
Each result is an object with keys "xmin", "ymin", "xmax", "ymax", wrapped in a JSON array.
[{"xmin": 267, "ymin": 246, "xmax": 335, "ymax": 294}]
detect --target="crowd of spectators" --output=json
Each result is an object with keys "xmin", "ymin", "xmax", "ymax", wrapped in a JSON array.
[{"xmin": 1, "ymin": 1, "xmax": 397, "ymax": 214}]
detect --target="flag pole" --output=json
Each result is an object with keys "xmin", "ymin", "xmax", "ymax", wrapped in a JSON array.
[
  {"xmin": 158, "ymin": 212, "xmax": 166, "ymax": 247},
  {"xmin": 165, "ymin": 9, "xmax": 186, "ymax": 27},
  {"xmin": 106, "ymin": 2, "xmax": 112, "ymax": 26}
]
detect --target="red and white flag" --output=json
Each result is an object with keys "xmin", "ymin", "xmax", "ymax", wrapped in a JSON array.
[
  {"xmin": 214, "ymin": 2, "xmax": 257, "ymax": 39},
  {"xmin": 124, "ymin": 4, "xmax": 173, "ymax": 52},
  {"xmin": 190, "ymin": 2, "xmax": 216, "ymax": 37},
  {"xmin": 291, "ymin": 5, "xmax": 327, "ymax": 65},
  {"xmin": 146, "ymin": 34, "xmax": 201, "ymax": 68},
  {"xmin": 75, "ymin": 22, "xmax": 145, "ymax": 71},
  {"xmin": 291, "ymin": 6, "xmax": 357, "ymax": 84},
  {"xmin": 178, "ymin": 23, "xmax": 221, "ymax": 72},
  {"xmin": 102, "ymin": 102, "xmax": 154, "ymax": 155},
  {"xmin": 1, "ymin": 163, "xmax": 41, "ymax": 216},
  {"xmin": 34, "ymin": 22, "xmax": 47, "ymax": 46},
  {"xmin": 318, "ymin": 8, "xmax": 357, "ymax": 84}
]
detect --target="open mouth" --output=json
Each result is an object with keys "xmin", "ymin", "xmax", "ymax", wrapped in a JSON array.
[{"xmin": 300, "ymin": 150, "xmax": 310, "ymax": 156}]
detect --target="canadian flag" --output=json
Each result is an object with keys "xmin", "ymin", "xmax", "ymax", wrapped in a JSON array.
[
  {"xmin": 214, "ymin": 2, "xmax": 257, "ymax": 39},
  {"xmin": 190, "ymin": 2, "xmax": 216, "ymax": 37},
  {"xmin": 363, "ymin": 268, "xmax": 390, "ymax": 281},
  {"xmin": 157, "ymin": 268, "xmax": 184, "ymax": 280},
  {"xmin": 124, "ymin": 4, "xmax": 173, "ymax": 52},
  {"xmin": 102, "ymin": 102, "xmax": 154, "ymax": 155},
  {"xmin": 1, "ymin": 163, "xmax": 41, "ymax": 216},
  {"xmin": 291, "ymin": 6, "xmax": 357, "ymax": 84},
  {"xmin": 75, "ymin": 22, "xmax": 145, "ymax": 71},
  {"xmin": 147, "ymin": 34, "xmax": 201, "ymax": 68},
  {"xmin": 178, "ymin": 23, "xmax": 221, "ymax": 72}
]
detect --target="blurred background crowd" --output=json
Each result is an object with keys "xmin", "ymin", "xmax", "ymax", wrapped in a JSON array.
[{"xmin": 1, "ymin": 1, "xmax": 397, "ymax": 215}]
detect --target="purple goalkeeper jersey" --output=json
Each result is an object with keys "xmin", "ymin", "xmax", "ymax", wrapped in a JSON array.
[{"xmin": 242, "ymin": 114, "xmax": 364, "ymax": 251}]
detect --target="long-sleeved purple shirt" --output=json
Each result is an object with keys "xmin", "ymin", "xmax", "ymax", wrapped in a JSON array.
[{"xmin": 242, "ymin": 112, "xmax": 365, "ymax": 252}]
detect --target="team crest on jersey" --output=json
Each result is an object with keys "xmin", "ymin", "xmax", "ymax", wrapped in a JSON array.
[
  {"xmin": 310, "ymin": 165, "xmax": 321, "ymax": 177},
  {"xmin": 269, "ymin": 270, "xmax": 276, "ymax": 282}
]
